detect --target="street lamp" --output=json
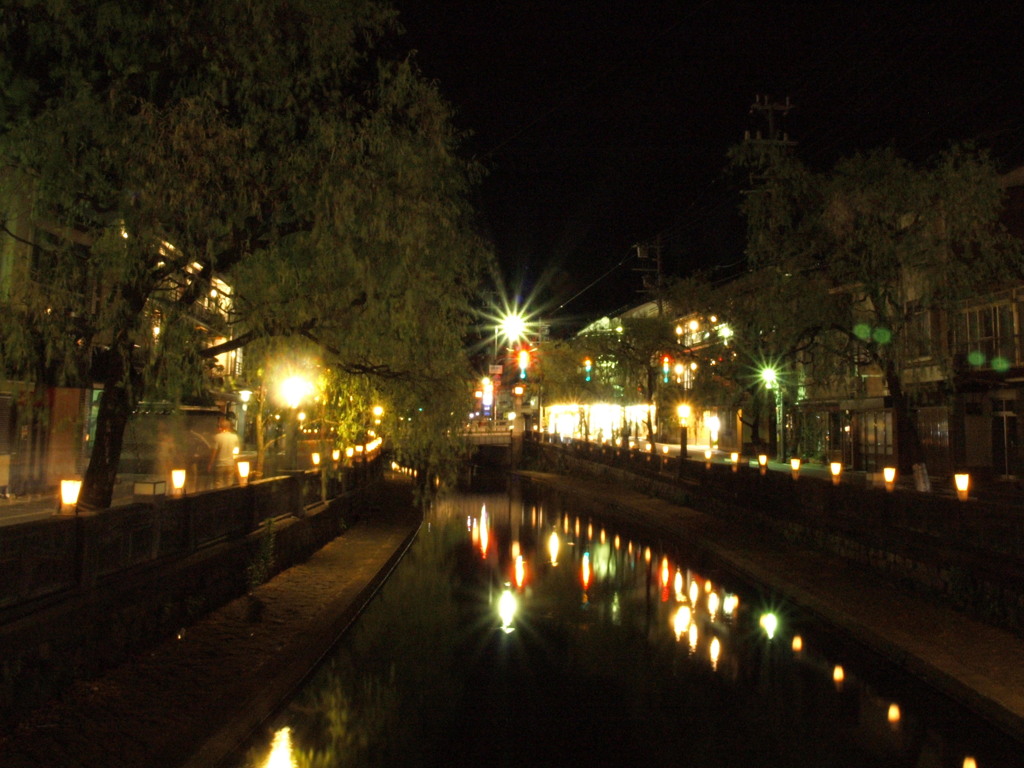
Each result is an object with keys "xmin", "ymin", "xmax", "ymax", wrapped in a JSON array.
[
  {"xmin": 676, "ymin": 404, "xmax": 691, "ymax": 476},
  {"xmin": 761, "ymin": 366, "xmax": 784, "ymax": 460},
  {"xmin": 278, "ymin": 374, "xmax": 314, "ymax": 470}
]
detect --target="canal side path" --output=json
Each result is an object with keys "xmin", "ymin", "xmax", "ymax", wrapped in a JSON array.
[{"xmin": 2, "ymin": 467, "xmax": 1024, "ymax": 766}]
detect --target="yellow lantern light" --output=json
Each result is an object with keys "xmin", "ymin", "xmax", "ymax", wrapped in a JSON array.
[
  {"xmin": 830, "ymin": 461, "xmax": 842, "ymax": 485},
  {"xmin": 311, "ymin": 452, "xmax": 321, "ymax": 466},
  {"xmin": 883, "ymin": 466, "xmax": 896, "ymax": 492},
  {"xmin": 59, "ymin": 479, "xmax": 82, "ymax": 514},
  {"xmin": 332, "ymin": 448, "xmax": 341, "ymax": 462},
  {"xmin": 954, "ymin": 472, "xmax": 970, "ymax": 501},
  {"xmin": 237, "ymin": 461, "xmax": 251, "ymax": 485},
  {"xmin": 171, "ymin": 469, "xmax": 187, "ymax": 496},
  {"xmin": 790, "ymin": 457, "xmax": 801, "ymax": 478}
]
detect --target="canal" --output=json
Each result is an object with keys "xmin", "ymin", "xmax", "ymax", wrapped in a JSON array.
[{"xmin": 229, "ymin": 476, "xmax": 1024, "ymax": 768}]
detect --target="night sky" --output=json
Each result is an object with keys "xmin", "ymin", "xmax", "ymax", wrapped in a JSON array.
[{"xmin": 395, "ymin": 1, "xmax": 1024, "ymax": 327}]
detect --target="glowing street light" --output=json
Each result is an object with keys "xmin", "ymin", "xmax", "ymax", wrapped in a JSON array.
[
  {"xmin": 279, "ymin": 375, "xmax": 313, "ymax": 409},
  {"xmin": 760, "ymin": 366, "xmax": 784, "ymax": 459}
]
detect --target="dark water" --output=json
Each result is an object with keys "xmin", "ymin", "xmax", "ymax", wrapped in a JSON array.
[{"xmin": 233, "ymin": 477, "xmax": 1023, "ymax": 768}]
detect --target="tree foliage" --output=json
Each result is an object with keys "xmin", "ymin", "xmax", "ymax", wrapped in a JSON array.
[
  {"xmin": 0, "ymin": 0, "xmax": 489, "ymax": 507},
  {"xmin": 729, "ymin": 141, "xmax": 1021, "ymax": 469}
]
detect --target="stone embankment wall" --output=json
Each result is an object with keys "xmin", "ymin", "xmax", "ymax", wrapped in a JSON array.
[
  {"xmin": 524, "ymin": 439, "xmax": 1024, "ymax": 636},
  {"xmin": 0, "ymin": 460, "xmax": 384, "ymax": 728}
]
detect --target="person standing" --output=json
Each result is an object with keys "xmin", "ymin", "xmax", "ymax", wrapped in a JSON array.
[{"xmin": 208, "ymin": 416, "xmax": 240, "ymax": 488}]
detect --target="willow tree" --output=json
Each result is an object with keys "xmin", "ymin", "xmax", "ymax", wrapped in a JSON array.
[
  {"xmin": 733, "ymin": 142, "xmax": 1021, "ymax": 473},
  {"xmin": 0, "ymin": 0, "xmax": 488, "ymax": 509}
]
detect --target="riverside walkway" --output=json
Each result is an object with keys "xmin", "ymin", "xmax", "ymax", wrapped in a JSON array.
[{"xmin": 2, "ymin": 468, "xmax": 1024, "ymax": 766}]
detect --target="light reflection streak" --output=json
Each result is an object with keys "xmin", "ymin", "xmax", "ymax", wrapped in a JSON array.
[
  {"xmin": 707, "ymin": 591, "xmax": 719, "ymax": 619},
  {"xmin": 262, "ymin": 726, "xmax": 296, "ymax": 768},
  {"xmin": 429, "ymin": 494, "xmax": 998, "ymax": 767},
  {"xmin": 498, "ymin": 588, "xmax": 517, "ymax": 633},
  {"xmin": 548, "ymin": 531, "xmax": 560, "ymax": 565}
]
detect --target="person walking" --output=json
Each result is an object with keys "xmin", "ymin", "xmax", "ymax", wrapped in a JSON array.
[{"xmin": 208, "ymin": 416, "xmax": 240, "ymax": 488}]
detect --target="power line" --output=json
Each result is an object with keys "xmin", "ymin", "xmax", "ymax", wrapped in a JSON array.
[{"xmin": 554, "ymin": 249, "xmax": 635, "ymax": 313}]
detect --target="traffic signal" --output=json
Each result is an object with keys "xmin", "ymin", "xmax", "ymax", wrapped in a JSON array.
[
  {"xmin": 518, "ymin": 348, "xmax": 530, "ymax": 379},
  {"xmin": 584, "ymin": 357, "xmax": 592, "ymax": 382}
]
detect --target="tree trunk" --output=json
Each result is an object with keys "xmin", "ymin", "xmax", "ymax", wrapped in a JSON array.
[
  {"xmin": 79, "ymin": 352, "xmax": 135, "ymax": 511},
  {"xmin": 884, "ymin": 360, "xmax": 923, "ymax": 474},
  {"xmin": 255, "ymin": 386, "xmax": 267, "ymax": 478}
]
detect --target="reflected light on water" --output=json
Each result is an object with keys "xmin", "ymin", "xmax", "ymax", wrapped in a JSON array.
[
  {"xmin": 660, "ymin": 557, "xmax": 670, "ymax": 588},
  {"xmin": 498, "ymin": 588, "xmax": 517, "ymax": 633},
  {"xmin": 723, "ymin": 593, "xmax": 738, "ymax": 617},
  {"xmin": 514, "ymin": 555, "xmax": 526, "ymax": 589},
  {"xmin": 581, "ymin": 552, "xmax": 591, "ymax": 590},
  {"xmin": 674, "ymin": 570, "xmax": 685, "ymax": 602},
  {"xmin": 688, "ymin": 621, "xmax": 699, "ymax": 652},
  {"xmin": 548, "ymin": 531, "xmax": 560, "ymax": 565},
  {"xmin": 707, "ymin": 591, "xmax": 720, "ymax": 619},
  {"xmin": 792, "ymin": 635, "xmax": 803, "ymax": 653},
  {"xmin": 689, "ymin": 580, "xmax": 699, "ymax": 605},
  {"xmin": 710, "ymin": 637, "xmax": 721, "ymax": 670},
  {"xmin": 888, "ymin": 703, "xmax": 901, "ymax": 726},
  {"xmin": 833, "ymin": 665, "xmax": 845, "ymax": 689},
  {"xmin": 614, "ymin": 534, "xmax": 620, "ymax": 550},
  {"xmin": 479, "ymin": 520, "xmax": 489, "ymax": 558},
  {"xmin": 262, "ymin": 726, "xmax": 296, "ymax": 768},
  {"xmin": 963, "ymin": 758, "xmax": 978, "ymax": 768},
  {"xmin": 673, "ymin": 606, "xmax": 692, "ymax": 640}
]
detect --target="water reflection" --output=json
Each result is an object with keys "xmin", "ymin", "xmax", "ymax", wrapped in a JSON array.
[{"xmin": 238, "ymin": 479, "xmax": 1024, "ymax": 768}]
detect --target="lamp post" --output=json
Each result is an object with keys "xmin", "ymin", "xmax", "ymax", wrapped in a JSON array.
[
  {"xmin": 761, "ymin": 367, "xmax": 784, "ymax": 461},
  {"xmin": 676, "ymin": 403, "xmax": 690, "ymax": 477},
  {"xmin": 280, "ymin": 375, "xmax": 313, "ymax": 470}
]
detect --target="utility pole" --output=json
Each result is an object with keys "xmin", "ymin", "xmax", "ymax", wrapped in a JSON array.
[
  {"xmin": 633, "ymin": 238, "xmax": 664, "ymax": 317},
  {"xmin": 746, "ymin": 94, "xmax": 796, "ymax": 146}
]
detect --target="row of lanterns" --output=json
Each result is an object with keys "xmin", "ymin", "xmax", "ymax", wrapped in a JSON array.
[{"xmin": 59, "ymin": 436, "xmax": 387, "ymax": 513}]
